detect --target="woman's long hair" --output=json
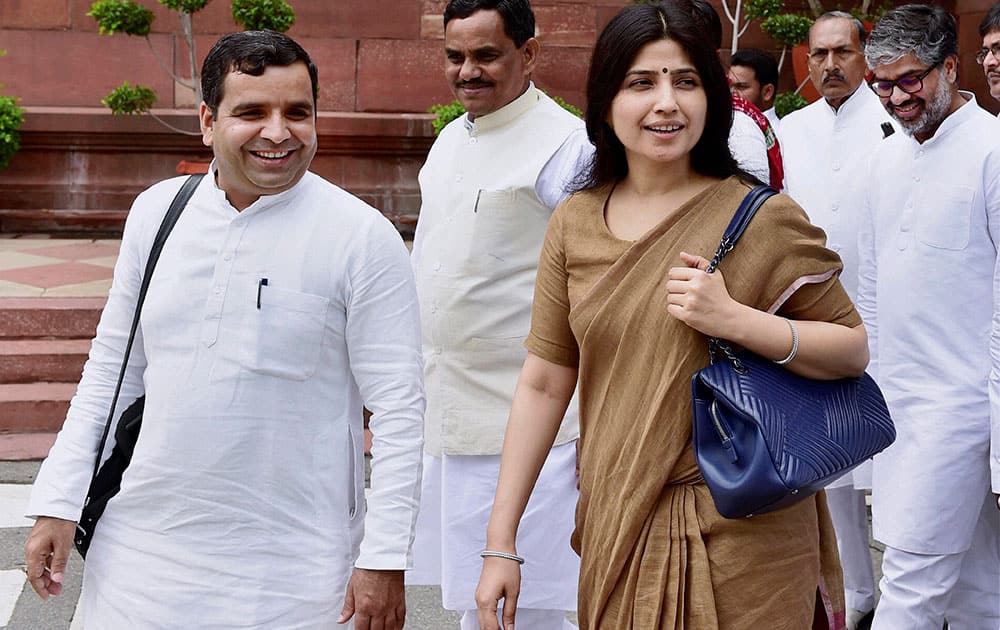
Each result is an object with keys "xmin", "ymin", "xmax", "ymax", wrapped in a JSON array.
[{"xmin": 574, "ymin": 1, "xmax": 741, "ymax": 191}]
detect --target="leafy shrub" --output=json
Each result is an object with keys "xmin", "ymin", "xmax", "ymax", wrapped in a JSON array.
[
  {"xmin": 429, "ymin": 93, "xmax": 582, "ymax": 136},
  {"xmin": 102, "ymin": 82, "xmax": 157, "ymax": 115},
  {"xmin": 0, "ymin": 95, "xmax": 24, "ymax": 170},
  {"xmin": 160, "ymin": 0, "xmax": 210, "ymax": 12},
  {"xmin": 232, "ymin": 0, "xmax": 296, "ymax": 31},
  {"xmin": 774, "ymin": 91, "xmax": 808, "ymax": 119},
  {"xmin": 88, "ymin": 0, "xmax": 154, "ymax": 36},
  {"xmin": 761, "ymin": 13, "xmax": 814, "ymax": 48},
  {"xmin": 744, "ymin": 0, "xmax": 784, "ymax": 21}
]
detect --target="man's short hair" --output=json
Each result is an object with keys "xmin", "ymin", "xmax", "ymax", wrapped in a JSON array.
[
  {"xmin": 979, "ymin": 1, "xmax": 1000, "ymax": 38},
  {"xmin": 865, "ymin": 4, "xmax": 957, "ymax": 69},
  {"xmin": 811, "ymin": 10, "xmax": 867, "ymax": 49},
  {"xmin": 730, "ymin": 49, "xmax": 779, "ymax": 89},
  {"xmin": 443, "ymin": 0, "xmax": 535, "ymax": 48},
  {"xmin": 201, "ymin": 30, "xmax": 318, "ymax": 116}
]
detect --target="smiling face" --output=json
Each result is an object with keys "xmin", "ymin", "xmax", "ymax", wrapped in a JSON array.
[
  {"xmin": 871, "ymin": 52, "xmax": 960, "ymax": 142},
  {"xmin": 199, "ymin": 62, "xmax": 317, "ymax": 211},
  {"xmin": 807, "ymin": 17, "xmax": 868, "ymax": 109},
  {"xmin": 607, "ymin": 38, "xmax": 706, "ymax": 175},
  {"xmin": 982, "ymin": 29, "xmax": 1000, "ymax": 101},
  {"xmin": 443, "ymin": 9, "xmax": 538, "ymax": 120}
]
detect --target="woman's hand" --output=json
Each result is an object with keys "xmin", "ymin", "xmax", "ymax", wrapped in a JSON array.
[
  {"xmin": 666, "ymin": 252, "xmax": 743, "ymax": 338},
  {"xmin": 475, "ymin": 556, "xmax": 522, "ymax": 630}
]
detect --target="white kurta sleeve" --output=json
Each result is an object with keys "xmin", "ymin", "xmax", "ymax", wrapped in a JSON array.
[
  {"xmin": 729, "ymin": 109, "xmax": 770, "ymax": 185},
  {"xmin": 26, "ymin": 187, "xmax": 161, "ymax": 521},
  {"xmin": 535, "ymin": 127, "xmax": 593, "ymax": 210},
  {"xmin": 986, "ymin": 151, "xmax": 1000, "ymax": 494},
  {"xmin": 346, "ymin": 217, "xmax": 426, "ymax": 569}
]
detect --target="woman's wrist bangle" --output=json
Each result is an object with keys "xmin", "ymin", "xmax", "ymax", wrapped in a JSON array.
[
  {"xmin": 773, "ymin": 318, "xmax": 799, "ymax": 366},
  {"xmin": 480, "ymin": 549, "xmax": 525, "ymax": 565}
]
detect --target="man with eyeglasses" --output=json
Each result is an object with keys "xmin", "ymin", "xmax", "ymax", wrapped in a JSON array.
[
  {"xmin": 778, "ymin": 11, "xmax": 896, "ymax": 630},
  {"xmin": 858, "ymin": 5, "xmax": 1000, "ymax": 629},
  {"xmin": 978, "ymin": 2, "xmax": 1000, "ymax": 105}
]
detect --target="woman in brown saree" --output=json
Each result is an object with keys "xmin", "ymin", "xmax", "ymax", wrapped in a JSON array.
[{"xmin": 475, "ymin": 2, "xmax": 866, "ymax": 629}]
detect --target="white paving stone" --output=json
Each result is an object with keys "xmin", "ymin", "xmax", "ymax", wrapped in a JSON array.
[
  {"xmin": 0, "ymin": 485, "xmax": 34, "ymax": 528},
  {"xmin": 0, "ymin": 569, "xmax": 24, "ymax": 626}
]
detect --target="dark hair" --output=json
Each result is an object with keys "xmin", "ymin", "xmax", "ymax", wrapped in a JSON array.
[
  {"xmin": 980, "ymin": 1, "xmax": 1000, "ymax": 38},
  {"xmin": 575, "ymin": 1, "xmax": 739, "ymax": 191},
  {"xmin": 201, "ymin": 30, "xmax": 319, "ymax": 116},
  {"xmin": 866, "ymin": 4, "xmax": 957, "ymax": 69},
  {"xmin": 730, "ymin": 49, "xmax": 779, "ymax": 89},
  {"xmin": 444, "ymin": 0, "xmax": 535, "ymax": 48},
  {"xmin": 811, "ymin": 11, "xmax": 867, "ymax": 49}
]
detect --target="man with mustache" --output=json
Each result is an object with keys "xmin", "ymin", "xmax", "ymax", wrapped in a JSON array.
[
  {"xmin": 778, "ymin": 12, "xmax": 896, "ymax": 630},
  {"xmin": 978, "ymin": 2, "xmax": 1000, "ymax": 106},
  {"xmin": 407, "ymin": 0, "xmax": 587, "ymax": 627},
  {"xmin": 859, "ymin": 5, "xmax": 1000, "ymax": 628},
  {"xmin": 23, "ymin": 31, "xmax": 426, "ymax": 629}
]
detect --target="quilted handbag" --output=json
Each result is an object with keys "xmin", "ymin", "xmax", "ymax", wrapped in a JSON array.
[{"xmin": 690, "ymin": 185, "xmax": 896, "ymax": 519}]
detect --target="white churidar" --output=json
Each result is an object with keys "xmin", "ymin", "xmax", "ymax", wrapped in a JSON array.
[{"xmin": 27, "ymin": 171, "xmax": 425, "ymax": 629}]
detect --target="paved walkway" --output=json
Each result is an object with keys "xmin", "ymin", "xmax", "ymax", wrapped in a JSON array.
[{"xmin": 0, "ymin": 238, "xmax": 117, "ymax": 299}]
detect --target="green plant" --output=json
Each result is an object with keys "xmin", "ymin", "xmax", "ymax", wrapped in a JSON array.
[
  {"xmin": 761, "ymin": 13, "xmax": 813, "ymax": 72},
  {"xmin": 102, "ymin": 82, "xmax": 157, "ymax": 114},
  {"xmin": 428, "ymin": 93, "xmax": 583, "ymax": 136},
  {"xmin": 774, "ymin": 91, "xmax": 808, "ymax": 118},
  {"xmin": 88, "ymin": 0, "xmax": 295, "ymax": 133},
  {"xmin": 0, "ymin": 50, "xmax": 24, "ymax": 170},
  {"xmin": 232, "ymin": 0, "xmax": 295, "ymax": 31}
]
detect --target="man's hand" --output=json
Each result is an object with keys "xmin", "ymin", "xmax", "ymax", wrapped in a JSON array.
[
  {"xmin": 24, "ymin": 516, "xmax": 76, "ymax": 600},
  {"xmin": 337, "ymin": 568, "xmax": 405, "ymax": 629}
]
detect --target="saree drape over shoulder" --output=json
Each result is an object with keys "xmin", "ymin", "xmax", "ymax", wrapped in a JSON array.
[{"xmin": 526, "ymin": 177, "xmax": 859, "ymax": 630}]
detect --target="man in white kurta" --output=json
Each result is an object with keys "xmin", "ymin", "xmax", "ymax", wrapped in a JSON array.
[
  {"xmin": 780, "ymin": 13, "xmax": 896, "ymax": 629},
  {"xmin": 860, "ymin": 6, "xmax": 1000, "ymax": 628},
  {"xmin": 24, "ymin": 32, "xmax": 424, "ymax": 629},
  {"xmin": 406, "ymin": 2, "xmax": 585, "ymax": 628}
]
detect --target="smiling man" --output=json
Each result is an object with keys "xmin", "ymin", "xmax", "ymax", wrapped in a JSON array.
[
  {"xmin": 407, "ymin": 1, "xmax": 589, "ymax": 628},
  {"xmin": 778, "ymin": 12, "xmax": 896, "ymax": 630},
  {"xmin": 979, "ymin": 2, "xmax": 1000, "ymax": 105},
  {"xmin": 24, "ymin": 31, "xmax": 425, "ymax": 630},
  {"xmin": 860, "ymin": 5, "xmax": 1000, "ymax": 629}
]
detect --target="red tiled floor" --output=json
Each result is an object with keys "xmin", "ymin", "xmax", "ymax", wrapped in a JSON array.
[
  {"xmin": 0, "ymin": 262, "xmax": 113, "ymax": 289},
  {"xmin": 27, "ymin": 242, "xmax": 120, "ymax": 261}
]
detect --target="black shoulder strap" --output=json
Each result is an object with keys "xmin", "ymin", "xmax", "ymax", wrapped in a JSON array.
[
  {"xmin": 88, "ymin": 173, "xmax": 204, "ymax": 479},
  {"xmin": 705, "ymin": 184, "xmax": 778, "ymax": 274}
]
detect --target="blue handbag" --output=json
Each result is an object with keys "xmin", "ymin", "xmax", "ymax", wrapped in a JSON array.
[{"xmin": 690, "ymin": 185, "xmax": 896, "ymax": 519}]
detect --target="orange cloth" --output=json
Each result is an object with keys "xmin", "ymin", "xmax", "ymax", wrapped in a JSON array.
[{"xmin": 526, "ymin": 176, "xmax": 857, "ymax": 629}]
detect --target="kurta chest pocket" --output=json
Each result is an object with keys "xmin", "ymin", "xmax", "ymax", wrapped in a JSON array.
[
  {"xmin": 242, "ymin": 285, "xmax": 330, "ymax": 380},
  {"xmin": 916, "ymin": 185, "xmax": 974, "ymax": 251}
]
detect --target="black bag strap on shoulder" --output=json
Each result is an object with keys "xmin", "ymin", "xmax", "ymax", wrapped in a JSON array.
[
  {"xmin": 704, "ymin": 184, "xmax": 778, "ymax": 370},
  {"xmin": 86, "ymin": 173, "xmax": 204, "ymax": 483}
]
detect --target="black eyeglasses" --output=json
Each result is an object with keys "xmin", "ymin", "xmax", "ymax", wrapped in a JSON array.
[
  {"xmin": 869, "ymin": 66, "xmax": 936, "ymax": 98},
  {"xmin": 976, "ymin": 43, "xmax": 1000, "ymax": 65}
]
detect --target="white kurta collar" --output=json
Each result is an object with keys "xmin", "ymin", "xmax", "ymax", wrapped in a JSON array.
[
  {"xmin": 463, "ymin": 82, "xmax": 540, "ymax": 135},
  {"xmin": 917, "ymin": 90, "xmax": 976, "ymax": 147},
  {"xmin": 208, "ymin": 159, "xmax": 308, "ymax": 215},
  {"xmin": 826, "ymin": 84, "xmax": 870, "ymax": 119}
]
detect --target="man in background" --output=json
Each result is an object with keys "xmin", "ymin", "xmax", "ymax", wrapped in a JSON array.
[
  {"xmin": 408, "ymin": 0, "xmax": 588, "ymax": 627},
  {"xmin": 729, "ymin": 48, "xmax": 781, "ymax": 129}
]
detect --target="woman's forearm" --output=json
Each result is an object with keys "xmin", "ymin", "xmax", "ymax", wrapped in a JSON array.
[
  {"xmin": 727, "ymin": 305, "xmax": 869, "ymax": 379},
  {"xmin": 484, "ymin": 353, "xmax": 578, "ymax": 551}
]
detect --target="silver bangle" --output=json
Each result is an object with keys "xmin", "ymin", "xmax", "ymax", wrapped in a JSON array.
[
  {"xmin": 480, "ymin": 549, "xmax": 525, "ymax": 565},
  {"xmin": 773, "ymin": 318, "xmax": 799, "ymax": 366}
]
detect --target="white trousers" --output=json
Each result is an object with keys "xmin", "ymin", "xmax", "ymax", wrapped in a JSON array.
[
  {"xmin": 872, "ymin": 494, "xmax": 1000, "ymax": 630},
  {"xmin": 826, "ymin": 486, "xmax": 877, "ymax": 613},
  {"xmin": 407, "ymin": 442, "xmax": 580, "ymax": 615},
  {"xmin": 460, "ymin": 609, "xmax": 576, "ymax": 630}
]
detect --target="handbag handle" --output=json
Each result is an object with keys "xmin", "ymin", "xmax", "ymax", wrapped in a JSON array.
[
  {"xmin": 86, "ymin": 174, "xmax": 204, "ymax": 487},
  {"xmin": 704, "ymin": 184, "xmax": 778, "ymax": 370}
]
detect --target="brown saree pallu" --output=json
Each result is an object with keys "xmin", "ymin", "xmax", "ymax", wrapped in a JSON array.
[{"xmin": 527, "ymin": 177, "xmax": 858, "ymax": 629}]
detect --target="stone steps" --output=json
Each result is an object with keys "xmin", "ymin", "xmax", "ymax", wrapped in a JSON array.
[{"xmin": 0, "ymin": 298, "xmax": 102, "ymax": 460}]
